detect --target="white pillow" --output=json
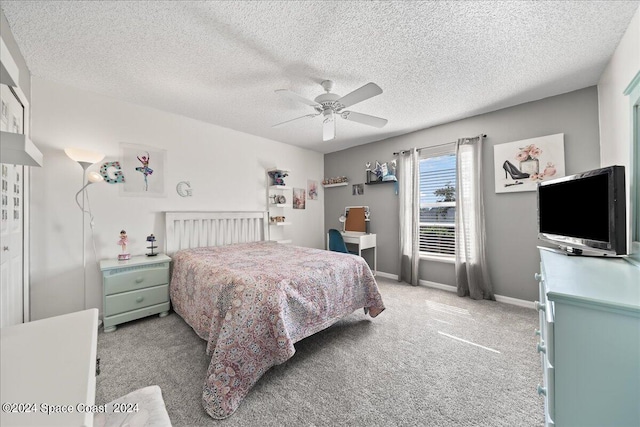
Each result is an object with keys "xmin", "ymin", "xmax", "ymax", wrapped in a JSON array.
[{"xmin": 94, "ymin": 385, "xmax": 172, "ymax": 427}]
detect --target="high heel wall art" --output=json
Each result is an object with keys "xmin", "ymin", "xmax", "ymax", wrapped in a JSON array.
[{"xmin": 493, "ymin": 134, "xmax": 565, "ymax": 193}]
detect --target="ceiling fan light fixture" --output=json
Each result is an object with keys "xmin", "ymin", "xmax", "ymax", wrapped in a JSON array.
[
  {"xmin": 274, "ymin": 80, "xmax": 386, "ymax": 142},
  {"xmin": 323, "ymin": 115, "xmax": 335, "ymax": 142}
]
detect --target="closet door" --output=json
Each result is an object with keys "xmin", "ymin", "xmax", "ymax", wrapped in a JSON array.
[{"xmin": 0, "ymin": 84, "xmax": 25, "ymax": 327}]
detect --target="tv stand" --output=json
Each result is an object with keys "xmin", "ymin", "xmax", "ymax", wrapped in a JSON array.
[
  {"xmin": 565, "ymin": 246, "xmax": 583, "ymax": 255},
  {"xmin": 559, "ymin": 245, "xmax": 623, "ymax": 258}
]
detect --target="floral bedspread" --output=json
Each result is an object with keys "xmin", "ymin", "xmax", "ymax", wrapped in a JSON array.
[{"xmin": 169, "ymin": 241, "xmax": 385, "ymax": 419}]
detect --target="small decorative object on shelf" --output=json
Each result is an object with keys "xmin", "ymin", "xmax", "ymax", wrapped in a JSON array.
[
  {"xmin": 270, "ymin": 216, "xmax": 286, "ymax": 223},
  {"xmin": 322, "ymin": 176, "xmax": 348, "ymax": 186},
  {"xmin": 117, "ymin": 230, "xmax": 131, "ymax": 260},
  {"xmin": 366, "ymin": 160, "xmax": 397, "ymax": 184},
  {"xmin": 268, "ymin": 170, "xmax": 288, "ymax": 186},
  {"xmin": 146, "ymin": 233, "xmax": 158, "ymax": 256},
  {"xmin": 271, "ymin": 194, "xmax": 286, "ymax": 204}
]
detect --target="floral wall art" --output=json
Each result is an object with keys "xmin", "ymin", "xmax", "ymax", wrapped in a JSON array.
[
  {"xmin": 493, "ymin": 133, "xmax": 565, "ymax": 193},
  {"xmin": 293, "ymin": 188, "xmax": 306, "ymax": 209},
  {"xmin": 307, "ymin": 179, "xmax": 318, "ymax": 200}
]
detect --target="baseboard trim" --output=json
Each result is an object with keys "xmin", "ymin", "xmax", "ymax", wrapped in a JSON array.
[
  {"xmin": 494, "ymin": 294, "xmax": 536, "ymax": 309},
  {"xmin": 378, "ymin": 272, "xmax": 535, "ymax": 309},
  {"xmin": 376, "ymin": 271, "xmax": 398, "ymax": 280},
  {"xmin": 419, "ymin": 279, "xmax": 456, "ymax": 293}
]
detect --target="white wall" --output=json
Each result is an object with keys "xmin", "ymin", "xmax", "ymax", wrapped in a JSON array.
[
  {"xmin": 598, "ymin": 7, "xmax": 639, "ymax": 167},
  {"xmin": 30, "ymin": 77, "xmax": 325, "ymax": 321},
  {"xmin": 598, "ymin": 7, "xmax": 639, "ymax": 251}
]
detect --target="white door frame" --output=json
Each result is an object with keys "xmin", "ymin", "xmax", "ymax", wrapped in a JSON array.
[{"xmin": 2, "ymin": 83, "xmax": 31, "ymax": 323}]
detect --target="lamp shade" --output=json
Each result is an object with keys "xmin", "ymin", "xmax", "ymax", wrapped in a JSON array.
[
  {"xmin": 64, "ymin": 147, "xmax": 104, "ymax": 164},
  {"xmin": 87, "ymin": 171, "xmax": 104, "ymax": 183}
]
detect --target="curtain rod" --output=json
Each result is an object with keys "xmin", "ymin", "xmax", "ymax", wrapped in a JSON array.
[{"xmin": 393, "ymin": 134, "xmax": 487, "ymax": 156}]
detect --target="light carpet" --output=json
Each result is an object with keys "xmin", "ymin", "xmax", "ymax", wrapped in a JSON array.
[{"xmin": 96, "ymin": 277, "xmax": 544, "ymax": 426}]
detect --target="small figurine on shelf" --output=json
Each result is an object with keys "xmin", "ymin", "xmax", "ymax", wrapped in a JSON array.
[
  {"xmin": 117, "ymin": 230, "xmax": 131, "ymax": 260},
  {"xmin": 268, "ymin": 170, "xmax": 288, "ymax": 186},
  {"xmin": 146, "ymin": 233, "xmax": 158, "ymax": 257}
]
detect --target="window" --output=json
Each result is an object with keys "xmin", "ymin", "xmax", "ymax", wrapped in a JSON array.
[{"xmin": 419, "ymin": 144, "xmax": 456, "ymax": 258}]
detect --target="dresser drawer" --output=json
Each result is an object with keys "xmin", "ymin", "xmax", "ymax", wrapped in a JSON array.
[
  {"xmin": 538, "ymin": 353, "xmax": 556, "ymax": 426},
  {"xmin": 104, "ymin": 265, "xmax": 169, "ymax": 295},
  {"xmin": 105, "ymin": 284, "xmax": 169, "ymax": 316},
  {"xmin": 543, "ymin": 356, "xmax": 555, "ymax": 424},
  {"xmin": 544, "ymin": 305, "xmax": 555, "ymax": 366}
]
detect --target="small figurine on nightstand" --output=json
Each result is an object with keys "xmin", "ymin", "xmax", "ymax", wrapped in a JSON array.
[
  {"xmin": 117, "ymin": 230, "xmax": 131, "ymax": 260},
  {"xmin": 146, "ymin": 233, "xmax": 158, "ymax": 257}
]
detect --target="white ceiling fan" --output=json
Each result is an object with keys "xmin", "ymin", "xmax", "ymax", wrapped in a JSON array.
[{"xmin": 273, "ymin": 80, "xmax": 387, "ymax": 142}]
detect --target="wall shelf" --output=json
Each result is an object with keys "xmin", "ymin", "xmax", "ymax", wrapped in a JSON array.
[
  {"xmin": 365, "ymin": 180, "xmax": 395, "ymax": 185},
  {"xmin": 267, "ymin": 167, "xmax": 291, "ymax": 174},
  {"xmin": 323, "ymin": 182, "xmax": 349, "ymax": 188},
  {"xmin": 267, "ymin": 167, "xmax": 292, "ymax": 243}
]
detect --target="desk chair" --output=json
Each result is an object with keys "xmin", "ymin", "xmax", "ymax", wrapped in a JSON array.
[{"xmin": 328, "ymin": 229, "xmax": 349, "ymax": 253}]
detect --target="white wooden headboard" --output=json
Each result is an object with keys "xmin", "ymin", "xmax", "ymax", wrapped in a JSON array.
[{"xmin": 165, "ymin": 211, "xmax": 268, "ymax": 255}]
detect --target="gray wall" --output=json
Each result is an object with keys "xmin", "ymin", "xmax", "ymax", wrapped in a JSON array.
[{"xmin": 324, "ymin": 87, "xmax": 600, "ymax": 302}]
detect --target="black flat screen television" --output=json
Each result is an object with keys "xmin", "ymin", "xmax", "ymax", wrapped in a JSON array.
[{"xmin": 537, "ymin": 165, "xmax": 627, "ymax": 256}]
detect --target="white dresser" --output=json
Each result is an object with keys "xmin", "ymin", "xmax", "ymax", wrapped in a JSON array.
[{"xmin": 536, "ymin": 247, "xmax": 640, "ymax": 426}]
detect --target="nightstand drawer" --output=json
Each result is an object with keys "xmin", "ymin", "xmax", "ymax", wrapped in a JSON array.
[
  {"xmin": 104, "ymin": 266, "xmax": 169, "ymax": 295},
  {"xmin": 105, "ymin": 284, "xmax": 169, "ymax": 316}
]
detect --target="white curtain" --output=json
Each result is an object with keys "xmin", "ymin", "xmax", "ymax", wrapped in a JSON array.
[
  {"xmin": 455, "ymin": 136, "xmax": 494, "ymax": 300},
  {"xmin": 398, "ymin": 148, "xmax": 420, "ymax": 286}
]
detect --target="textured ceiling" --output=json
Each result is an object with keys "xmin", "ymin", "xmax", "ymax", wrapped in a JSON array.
[{"xmin": 2, "ymin": 1, "xmax": 638, "ymax": 154}]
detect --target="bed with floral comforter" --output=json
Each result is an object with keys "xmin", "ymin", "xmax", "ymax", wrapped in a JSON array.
[{"xmin": 169, "ymin": 241, "xmax": 385, "ymax": 419}]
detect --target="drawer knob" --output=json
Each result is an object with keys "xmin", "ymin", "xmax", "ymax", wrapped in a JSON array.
[
  {"xmin": 534, "ymin": 273, "xmax": 542, "ymax": 282},
  {"xmin": 537, "ymin": 384, "xmax": 547, "ymax": 396},
  {"xmin": 136, "ymin": 296, "xmax": 144, "ymax": 303},
  {"xmin": 135, "ymin": 277, "xmax": 144, "ymax": 283},
  {"xmin": 534, "ymin": 329, "xmax": 541, "ymax": 336},
  {"xmin": 537, "ymin": 342, "xmax": 546, "ymax": 354},
  {"xmin": 534, "ymin": 301, "xmax": 546, "ymax": 312}
]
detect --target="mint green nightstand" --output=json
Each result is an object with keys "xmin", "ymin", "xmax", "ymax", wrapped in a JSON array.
[{"xmin": 99, "ymin": 254, "xmax": 171, "ymax": 332}]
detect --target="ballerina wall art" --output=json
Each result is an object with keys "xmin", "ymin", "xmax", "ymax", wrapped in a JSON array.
[
  {"xmin": 493, "ymin": 133, "xmax": 565, "ymax": 193},
  {"xmin": 120, "ymin": 143, "xmax": 167, "ymax": 197}
]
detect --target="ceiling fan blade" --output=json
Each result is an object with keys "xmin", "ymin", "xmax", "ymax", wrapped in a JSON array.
[
  {"xmin": 336, "ymin": 82, "xmax": 383, "ymax": 108},
  {"xmin": 275, "ymin": 89, "xmax": 321, "ymax": 108},
  {"xmin": 341, "ymin": 111, "xmax": 388, "ymax": 128},
  {"xmin": 323, "ymin": 116, "xmax": 335, "ymax": 141},
  {"xmin": 272, "ymin": 113, "xmax": 319, "ymax": 128}
]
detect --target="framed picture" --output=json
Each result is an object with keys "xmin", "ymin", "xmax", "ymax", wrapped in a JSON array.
[
  {"xmin": 493, "ymin": 133, "xmax": 565, "ymax": 193},
  {"xmin": 307, "ymin": 179, "xmax": 318, "ymax": 200},
  {"xmin": 120, "ymin": 143, "xmax": 167, "ymax": 197},
  {"xmin": 352, "ymin": 183, "xmax": 364, "ymax": 196},
  {"xmin": 293, "ymin": 188, "xmax": 306, "ymax": 209}
]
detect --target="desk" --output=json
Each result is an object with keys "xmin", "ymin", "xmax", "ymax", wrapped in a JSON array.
[
  {"xmin": 1, "ymin": 309, "xmax": 99, "ymax": 426},
  {"xmin": 327, "ymin": 232, "xmax": 377, "ymax": 275}
]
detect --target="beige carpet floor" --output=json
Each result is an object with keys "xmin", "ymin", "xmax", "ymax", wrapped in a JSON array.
[{"xmin": 96, "ymin": 277, "xmax": 544, "ymax": 426}]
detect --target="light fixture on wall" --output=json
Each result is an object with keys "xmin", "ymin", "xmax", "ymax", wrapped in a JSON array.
[{"xmin": 65, "ymin": 147, "xmax": 105, "ymax": 312}]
